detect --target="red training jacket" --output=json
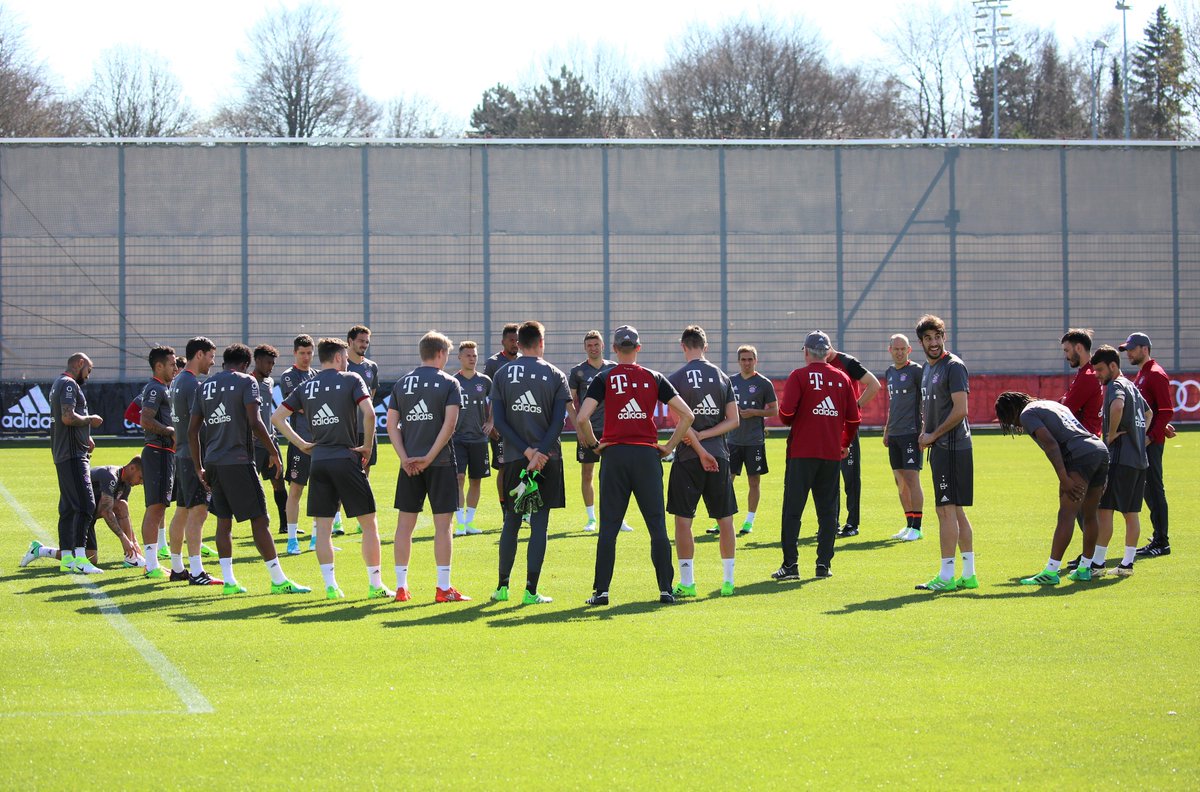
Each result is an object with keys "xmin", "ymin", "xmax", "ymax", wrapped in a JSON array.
[
  {"xmin": 1061, "ymin": 363, "xmax": 1103, "ymax": 436},
  {"xmin": 778, "ymin": 361, "xmax": 861, "ymax": 461},
  {"xmin": 1134, "ymin": 359, "xmax": 1174, "ymax": 444}
]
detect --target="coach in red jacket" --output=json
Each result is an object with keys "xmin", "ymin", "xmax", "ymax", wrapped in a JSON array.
[
  {"xmin": 1120, "ymin": 333, "xmax": 1175, "ymax": 557},
  {"xmin": 772, "ymin": 331, "xmax": 861, "ymax": 581}
]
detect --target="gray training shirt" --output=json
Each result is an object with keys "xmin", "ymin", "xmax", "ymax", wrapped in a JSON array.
[
  {"xmin": 171, "ymin": 370, "xmax": 202, "ymax": 458},
  {"xmin": 192, "ymin": 369, "xmax": 261, "ymax": 466},
  {"xmin": 568, "ymin": 359, "xmax": 616, "ymax": 436},
  {"xmin": 668, "ymin": 358, "xmax": 736, "ymax": 462},
  {"xmin": 278, "ymin": 366, "xmax": 316, "ymax": 442},
  {"xmin": 885, "ymin": 362, "xmax": 923, "ymax": 436},
  {"xmin": 454, "ymin": 372, "xmax": 493, "ymax": 444},
  {"xmin": 728, "ymin": 372, "xmax": 776, "ymax": 446},
  {"xmin": 49, "ymin": 373, "xmax": 90, "ymax": 463},
  {"xmin": 347, "ymin": 357, "xmax": 379, "ymax": 394},
  {"xmin": 1103, "ymin": 376, "xmax": 1150, "ymax": 470},
  {"xmin": 139, "ymin": 378, "xmax": 173, "ymax": 450},
  {"xmin": 389, "ymin": 366, "xmax": 462, "ymax": 466},
  {"xmin": 253, "ymin": 374, "xmax": 276, "ymax": 447},
  {"xmin": 91, "ymin": 464, "xmax": 131, "ymax": 504},
  {"xmin": 281, "ymin": 368, "xmax": 371, "ymax": 463},
  {"xmin": 922, "ymin": 353, "xmax": 972, "ymax": 451},
  {"xmin": 1019, "ymin": 400, "xmax": 1108, "ymax": 463},
  {"xmin": 490, "ymin": 357, "xmax": 570, "ymax": 464}
]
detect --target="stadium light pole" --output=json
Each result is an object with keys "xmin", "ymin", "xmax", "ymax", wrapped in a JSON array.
[
  {"xmin": 1091, "ymin": 40, "xmax": 1108, "ymax": 140},
  {"xmin": 1117, "ymin": 1, "xmax": 1132, "ymax": 139},
  {"xmin": 974, "ymin": 0, "xmax": 1013, "ymax": 139}
]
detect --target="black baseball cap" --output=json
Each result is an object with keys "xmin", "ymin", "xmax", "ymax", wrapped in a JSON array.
[
  {"xmin": 805, "ymin": 330, "xmax": 831, "ymax": 353},
  {"xmin": 1118, "ymin": 332, "xmax": 1151, "ymax": 351},
  {"xmin": 613, "ymin": 325, "xmax": 640, "ymax": 349}
]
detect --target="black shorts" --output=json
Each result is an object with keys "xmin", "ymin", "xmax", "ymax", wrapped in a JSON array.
[
  {"xmin": 174, "ymin": 457, "xmax": 209, "ymax": 509},
  {"xmin": 208, "ymin": 463, "xmax": 268, "ymax": 522},
  {"xmin": 576, "ymin": 442, "xmax": 601, "ymax": 464},
  {"xmin": 453, "ymin": 439, "xmax": 491, "ymax": 479},
  {"xmin": 286, "ymin": 443, "xmax": 312, "ymax": 486},
  {"xmin": 666, "ymin": 456, "xmax": 737, "ymax": 520},
  {"xmin": 254, "ymin": 442, "xmax": 283, "ymax": 481},
  {"xmin": 500, "ymin": 458, "xmax": 566, "ymax": 514},
  {"xmin": 308, "ymin": 456, "xmax": 376, "ymax": 519},
  {"xmin": 888, "ymin": 434, "xmax": 923, "ymax": 471},
  {"xmin": 1067, "ymin": 451, "xmax": 1109, "ymax": 491},
  {"xmin": 729, "ymin": 444, "xmax": 768, "ymax": 476},
  {"xmin": 394, "ymin": 464, "xmax": 458, "ymax": 514},
  {"xmin": 1099, "ymin": 463, "xmax": 1146, "ymax": 513},
  {"xmin": 141, "ymin": 446, "xmax": 175, "ymax": 508},
  {"xmin": 489, "ymin": 437, "xmax": 504, "ymax": 471},
  {"xmin": 358, "ymin": 432, "xmax": 379, "ymax": 467},
  {"xmin": 929, "ymin": 446, "xmax": 973, "ymax": 507}
]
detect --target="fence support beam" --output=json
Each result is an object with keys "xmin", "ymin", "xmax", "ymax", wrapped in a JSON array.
[
  {"xmin": 1060, "ymin": 148, "xmax": 1070, "ymax": 351},
  {"xmin": 1171, "ymin": 148, "xmax": 1181, "ymax": 371},
  {"xmin": 602, "ymin": 148, "xmax": 611, "ymax": 345},
  {"xmin": 834, "ymin": 147, "xmax": 844, "ymax": 348},
  {"xmin": 240, "ymin": 145, "xmax": 249, "ymax": 346},
  {"xmin": 719, "ymin": 147, "xmax": 729, "ymax": 371},
  {"xmin": 361, "ymin": 146, "xmax": 370, "ymax": 326},
  {"xmin": 118, "ymin": 145, "xmax": 127, "ymax": 380},
  {"xmin": 481, "ymin": 147, "xmax": 491, "ymax": 355}
]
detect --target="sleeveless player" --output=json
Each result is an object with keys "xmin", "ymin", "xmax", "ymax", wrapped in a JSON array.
[
  {"xmin": 488, "ymin": 321, "xmax": 570, "ymax": 604},
  {"xmin": 386, "ymin": 331, "xmax": 468, "ymax": 603},
  {"xmin": 274, "ymin": 338, "xmax": 389, "ymax": 601},
  {"xmin": 915, "ymin": 315, "xmax": 977, "ymax": 592},
  {"xmin": 567, "ymin": 331, "xmax": 624, "ymax": 532},
  {"xmin": 251, "ymin": 344, "xmax": 291, "ymax": 540},
  {"xmin": 452, "ymin": 341, "xmax": 491, "ymax": 536},
  {"xmin": 715, "ymin": 345, "xmax": 777, "ymax": 537},
  {"xmin": 279, "ymin": 335, "xmax": 316, "ymax": 552},
  {"xmin": 995, "ymin": 393, "xmax": 1109, "ymax": 585},
  {"xmin": 826, "ymin": 344, "xmax": 880, "ymax": 537},
  {"xmin": 48, "ymin": 353, "xmax": 105, "ymax": 574},
  {"xmin": 1092, "ymin": 346, "xmax": 1150, "ymax": 577},
  {"xmin": 883, "ymin": 334, "xmax": 924, "ymax": 541},
  {"xmin": 189, "ymin": 343, "xmax": 309, "ymax": 595},
  {"xmin": 576, "ymin": 325, "xmax": 695, "ymax": 606},
  {"xmin": 667, "ymin": 326, "xmax": 740, "ymax": 597},
  {"xmin": 166, "ymin": 337, "xmax": 220, "ymax": 585},
  {"xmin": 138, "ymin": 345, "xmax": 179, "ymax": 580}
]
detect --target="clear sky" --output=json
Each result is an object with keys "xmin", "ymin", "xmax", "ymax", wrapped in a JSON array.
[{"xmin": 4, "ymin": 0, "xmax": 1171, "ymax": 128}]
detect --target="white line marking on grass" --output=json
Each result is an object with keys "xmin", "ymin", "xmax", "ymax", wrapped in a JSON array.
[{"xmin": 0, "ymin": 481, "xmax": 214, "ymax": 715}]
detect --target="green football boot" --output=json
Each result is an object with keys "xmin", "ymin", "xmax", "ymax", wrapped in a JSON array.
[
  {"xmin": 144, "ymin": 566, "xmax": 168, "ymax": 580},
  {"xmin": 523, "ymin": 590, "xmax": 552, "ymax": 604},
  {"xmin": 222, "ymin": 582, "xmax": 248, "ymax": 595},
  {"xmin": 325, "ymin": 585, "xmax": 345, "ymax": 600},
  {"xmin": 956, "ymin": 574, "xmax": 979, "ymax": 589},
  {"xmin": 720, "ymin": 581, "xmax": 735, "ymax": 596},
  {"xmin": 271, "ymin": 579, "xmax": 312, "ymax": 595},
  {"xmin": 1020, "ymin": 569, "xmax": 1061, "ymax": 586},
  {"xmin": 58, "ymin": 553, "xmax": 76, "ymax": 573},
  {"xmin": 1068, "ymin": 566, "xmax": 1092, "ymax": 582},
  {"xmin": 916, "ymin": 576, "xmax": 958, "ymax": 592},
  {"xmin": 367, "ymin": 584, "xmax": 394, "ymax": 599},
  {"xmin": 491, "ymin": 585, "xmax": 509, "ymax": 602},
  {"xmin": 672, "ymin": 582, "xmax": 697, "ymax": 598}
]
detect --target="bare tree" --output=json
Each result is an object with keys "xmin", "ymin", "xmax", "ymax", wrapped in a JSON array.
[
  {"xmin": 384, "ymin": 94, "xmax": 458, "ymax": 138},
  {"xmin": 880, "ymin": 2, "xmax": 972, "ymax": 138},
  {"xmin": 0, "ymin": 8, "xmax": 77, "ymax": 136},
  {"xmin": 1183, "ymin": 0, "xmax": 1200, "ymax": 130},
  {"xmin": 77, "ymin": 47, "xmax": 196, "ymax": 137},
  {"xmin": 212, "ymin": 3, "xmax": 379, "ymax": 137},
  {"xmin": 537, "ymin": 42, "xmax": 640, "ymax": 136}
]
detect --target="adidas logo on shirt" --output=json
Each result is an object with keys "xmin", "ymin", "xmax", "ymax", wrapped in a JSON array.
[
  {"xmin": 407, "ymin": 399, "xmax": 435, "ymax": 422},
  {"xmin": 512, "ymin": 390, "xmax": 542, "ymax": 414},
  {"xmin": 208, "ymin": 402, "xmax": 233, "ymax": 425},
  {"xmin": 812, "ymin": 396, "xmax": 839, "ymax": 417},
  {"xmin": 693, "ymin": 393, "xmax": 722, "ymax": 417},
  {"xmin": 618, "ymin": 399, "xmax": 647, "ymax": 420},
  {"xmin": 3, "ymin": 386, "xmax": 53, "ymax": 431},
  {"xmin": 310, "ymin": 403, "xmax": 340, "ymax": 426}
]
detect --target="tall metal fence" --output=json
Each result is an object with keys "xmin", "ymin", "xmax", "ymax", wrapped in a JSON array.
[{"xmin": 0, "ymin": 139, "xmax": 1196, "ymax": 384}]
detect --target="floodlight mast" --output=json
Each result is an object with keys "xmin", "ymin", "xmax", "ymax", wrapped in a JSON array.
[
  {"xmin": 973, "ymin": 0, "xmax": 1013, "ymax": 139},
  {"xmin": 1116, "ymin": 1, "xmax": 1132, "ymax": 140}
]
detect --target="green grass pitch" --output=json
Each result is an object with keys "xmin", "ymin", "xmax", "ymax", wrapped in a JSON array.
[{"xmin": 1, "ymin": 433, "xmax": 1197, "ymax": 788}]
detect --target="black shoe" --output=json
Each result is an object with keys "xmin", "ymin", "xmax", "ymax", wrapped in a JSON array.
[
  {"xmin": 188, "ymin": 570, "xmax": 219, "ymax": 586},
  {"xmin": 1114, "ymin": 562, "xmax": 1135, "ymax": 577},
  {"xmin": 837, "ymin": 524, "xmax": 859, "ymax": 538},
  {"xmin": 586, "ymin": 591, "xmax": 609, "ymax": 606},
  {"xmin": 771, "ymin": 564, "xmax": 800, "ymax": 581},
  {"xmin": 276, "ymin": 527, "xmax": 307, "ymax": 537},
  {"xmin": 815, "ymin": 564, "xmax": 832, "ymax": 578},
  {"xmin": 1065, "ymin": 554, "xmax": 1083, "ymax": 571},
  {"xmin": 704, "ymin": 527, "xmax": 721, "ymax": 535},
  {"xmin": 1136, "ymin": 542, "xmax": 1170, "ymax": 557},
  {"xmin": 658, "ymin": 591, "xmax": 675, "ymax": 604},
  {"xmin": 1090, "ymin": 561, "xmax": 1108, "ymax": 576},
  {"xmin": 168, "ymin": 569, "xmax": 190, "ymax": 582}
]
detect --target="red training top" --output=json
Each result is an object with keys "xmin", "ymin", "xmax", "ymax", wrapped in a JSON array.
[
  {"xmin": 587, "ymin": 363, "xmax": 678, "ymax": 448},
  {"xmin": 1134, "ymin": 359, "xmax": 1174, "ymax": 445},
  {"xmin": 778, "ymin": 361, "xmax": 861, "ymax": 460},
  {"xmin": 1061, "ymin": 363, "xmax": 1103, "ymax": 436}
]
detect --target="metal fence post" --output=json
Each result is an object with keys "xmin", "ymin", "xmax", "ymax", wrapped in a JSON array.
[
  {"xmin": 1171, "ymin": 148, "xmax": 1181, "ymax": 371},
  {"xmin": 118, "ymin": 145, "xmax": 127, "ymax": 380},
  {"xmin": 0, "ymin": 149, "xmax": 5, "ymax": 382},
  {"xmin": 719, "ymin": 147, "xmax": 729, "ymax": 371},
  {"xmin": 361, "ymin": 146, "xmax": 370, "ymax": 326},
  {"xmin": 834, "ymin": 147, "xmax": 844, "ymax": 348},
  {"xmin": 240, "ymin": 144, "xmax": 249, "ymax": 345},
  {"xmin": 1060, "ymin": 148, "xmax": 1070, "ymax": 345},
  {"xmin": 947, "ymin": 147, "xmax": 959, "ymax": 353},
  {"xmin": 602, "ymin": 147, "xmax": 611, "ymax": 344},
  {"xmin": 481, "ymin": 146, "xmax": 491, "ymax": 355}
]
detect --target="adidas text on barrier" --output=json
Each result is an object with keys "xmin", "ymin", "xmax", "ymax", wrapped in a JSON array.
[{"xmin": 3, "ymin": 386, "xmax": 54, "ymax": 431}]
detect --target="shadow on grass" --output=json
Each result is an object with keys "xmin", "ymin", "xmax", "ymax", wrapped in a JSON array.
[{"xmin": 824, "ymin": 575, "xmax": 1124, "ymax": 615}]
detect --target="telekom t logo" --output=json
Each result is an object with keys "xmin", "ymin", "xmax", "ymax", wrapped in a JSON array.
[
  {"xmin": 611, "ymin": 374, "xmax": 628, "ymax": 394},
  {"xmin": 686, "ymin": 370, "xmax": 703, "ymax": 388},
  {"xmin": 402, "ymin": 375, "xmax": 420, "ymax": 395},
  {"xmin": 507, "ymin": 365, "xmax": 525, "ymax": 383},
  {"xmin": 809, "ymin": 371, "xmax": 824, "ymax": 390}
]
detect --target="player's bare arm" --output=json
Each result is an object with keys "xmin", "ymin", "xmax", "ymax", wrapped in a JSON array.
[
  {"xmin": 271, "ymin": 405, "xmax": 314, "ymax": 455},
  {"xmin": 249, "ymin": 403, "xmax": 282, "ymax": 475}
]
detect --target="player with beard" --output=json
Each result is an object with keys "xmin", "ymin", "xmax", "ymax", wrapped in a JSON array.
[
  {"xmin": 138, "ymin": 345, "xmax": 179, "ymax": 580},
  {"xmin": 48, "ymin": 354, "xmax": 105, "ymax": 574},
  {"xmin": 1120, "ymin": 333, "xmax": 1175, "ymax": 558}
]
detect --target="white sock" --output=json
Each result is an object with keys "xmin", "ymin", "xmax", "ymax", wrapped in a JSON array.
[
  {"xmin": 319, "ymin": 563, "xmax": 337, "ymax": 588},
  {"xmin": 722, "ymin": 557, "xmax": 735, "ymax": 584},
  {"xmin": 170, "ymin": 553, "xmax": 185, "ymax": 574},
  {"xmin": 188, "ymin": 555, "xmax": 203, "ymax": 576},
  {"xmin": 1123, "ymin": 546, "xmax": 1137, "ymax": 565},
  {"xmin": 265, "ymin": 557, "xmax": 287, "ymax": 584},
  {"xmin": 287, "ymin": 523, "xmax": 298, "ymax": 541},
  {"xmin": 219, "ymin": 557, "xmax": 235, "ymax": 583},
  {"xmin": 1093, "ymin": 545, "xmax": 1108, "ymax": 565},
  {"xmin": 334, "ymin": 511, "xmax": 342, "ymax": 524},
  {"xmin": 1046, "ymin": 558, "xmax": 1062, "ymax": 573},
  {"xmin": 436, "ymin": 565, "xmax": 451, "ymax": 589},
  {"xmin": 157, "ymin": 527, "xmax": 166, "ymax": 546},
  {"xmin": 746, "ymin": 511, "xmax": 756, "ymax": 525},
  {"xmin": 74, "ymin": 547, "xmax": 87, "ymax": 565},
  {"xmin": 679, "ymin": 558, "xmax": 694, "ymax": 586},
  {"xmin": 395, "ymin": 565, "xmax": 409, "ymax": 589},
  {"xmin": 39, "ymin": 545, "xmax": 57, "ymax": 558},
  {"xmin": 939, "ymin": 557, "xmax": 955, "ymax": 581},
  {"xmin": 1079, "ymin": 555, "xmax": 1093, "ymax": 570},
  {"xmin": 455, "ymin": 508, "xmax": 466, "ymax": 526},
  {"xmin": 367, "ymin": 565, "xmax": 382, "ymax": 588},
  {"xmin": 586, "ymin": 505, "xmax": 596, "ymax": 521},
  {"xmin": 144, "ymin": 544, "xmax": 159, "ymax": 570},
  {"xmin": 961, "ymin": 551, "xmax": 975, "ymax": 578},
  {"xmin": 465, "ymin": 506, "xmax": 476, "ymax": 524}
]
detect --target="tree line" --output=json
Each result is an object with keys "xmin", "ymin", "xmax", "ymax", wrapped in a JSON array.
[{"xmin": 1, "ymin": 2, "xmax": 1196, "ymax": 140}]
